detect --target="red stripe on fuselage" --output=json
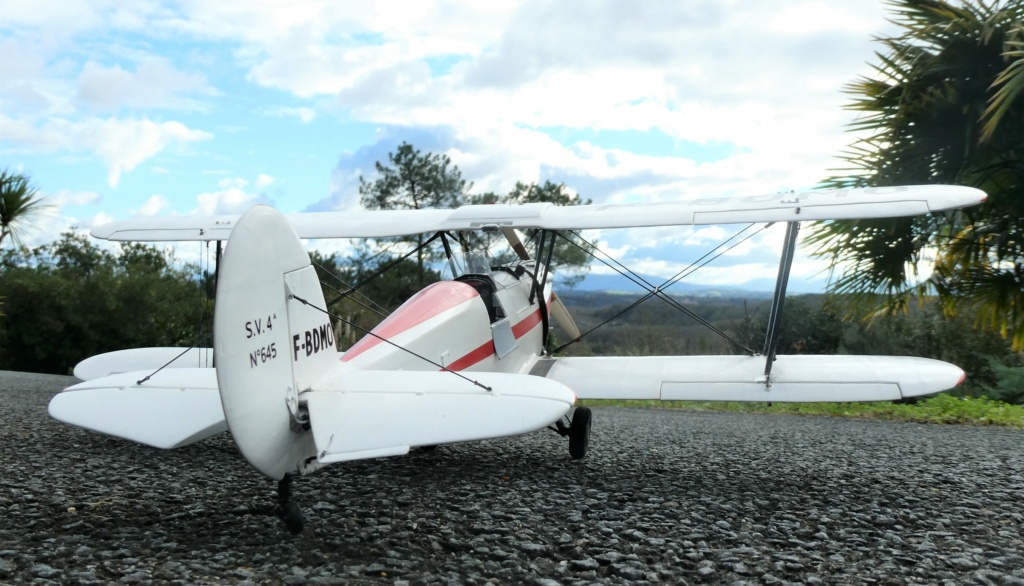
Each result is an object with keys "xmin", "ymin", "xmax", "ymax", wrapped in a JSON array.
[
  {"xmin": 342, "ymin": 281, "xmax": 479, "ymax": 362},
  {"xmin": 446, "ymin": 307, "xmax": 544, "ymax": 371},
  {"xmin": 511, "ymin": 308, "xmax": 543, "ymax": 339},
  {"xmin": 445, "ymin": 339, "xmax": 496, "ymax": 371}
]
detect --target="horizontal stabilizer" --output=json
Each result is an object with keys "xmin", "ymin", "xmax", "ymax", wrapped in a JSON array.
[
  {"xmin": 74, "ymin": 347, "xmax": 213, "ymax": 381},
  {"xmin": 91, "ymin": 185, "xmax": 985, "ymax": 242},
  {"xmin": 305, "ymin": 370, "xmax": 575, "ymax": 464},
  {"xmin": 48, "ymin": 369, "xmax": 226, "ymax": 449},
  {"xmin": 545, "ymin": 355, "xmax": 964, "ymax": 402}
]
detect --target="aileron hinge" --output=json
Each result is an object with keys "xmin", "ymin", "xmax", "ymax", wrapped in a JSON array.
[{"xmin": 755, "ymin": 374, "xmax": 776, "ymax": 391}]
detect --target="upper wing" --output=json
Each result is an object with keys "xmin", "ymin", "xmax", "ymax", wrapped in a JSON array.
[
  {"xmin": 91, "ymin": 185, "xmax": 986, "ymax": 242},
  {"xmin": 538, "ymin": 355, "xmax": 965, "ymax": 402}
]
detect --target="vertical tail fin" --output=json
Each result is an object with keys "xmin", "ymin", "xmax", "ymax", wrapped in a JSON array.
[{"xmin": 213, "ymin": 206, "xmax": 338, "ymax": 479}]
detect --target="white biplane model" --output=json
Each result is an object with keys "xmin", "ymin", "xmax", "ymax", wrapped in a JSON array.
[{"xmin": 49, "ymin": 185, "xmax": 985, "ymax": 532}]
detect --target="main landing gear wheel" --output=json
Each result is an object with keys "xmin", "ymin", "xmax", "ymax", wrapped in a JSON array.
[
  {"xmin": 568, "ymin": 407, "xmax": 592, "ymax": 460},
  {"xmin": 277, "ymin": 475, "xmax": 304, "ymax": 535}
]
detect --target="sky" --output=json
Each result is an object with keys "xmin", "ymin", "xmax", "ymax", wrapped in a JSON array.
[{"xmin": 0, "ymin": 0, "xmax": 901, "ymax": 293}]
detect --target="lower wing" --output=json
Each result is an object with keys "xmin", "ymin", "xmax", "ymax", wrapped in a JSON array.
[
  {"xmin": 47, "ymin": 367, "xmax": 575, "ymax": 461},
  {"xmin": 305, "ymin": 370, "xmax": 575, "ymax": 465},
  {"xmin": 539, "ymin": 355, "xmax": 964, "ymax": 402},
  {"xmin": 73, "ymin": 347, "xmax": 214, "ymax": 381}
]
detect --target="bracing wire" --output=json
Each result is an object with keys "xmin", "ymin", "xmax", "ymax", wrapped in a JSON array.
[
  {"xmin": 289, "ymin": 293, "xmax": 493, "ymax": 392},
  {"xmin": 136, "ymin": 333, "xmax": 213, "ymax": 385},
  {"xmin": 551, "ymin": 224, "xmax": 772, "ymax": 354},
  {"xmin": 324, "ymin": 232, "xmax": 442, "ymax": 308},
  {"xmin": 309, "ymin": 259, "xmax": 390, "ymax": 318}
]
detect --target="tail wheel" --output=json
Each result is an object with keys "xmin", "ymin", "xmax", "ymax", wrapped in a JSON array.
[
  {"xmin": 568, "ymin": 407, "xmax": 592, "ymax": 460},
  {"xmin": 277, "ymin": 475, "xmax": 304, "ymax": 535}
]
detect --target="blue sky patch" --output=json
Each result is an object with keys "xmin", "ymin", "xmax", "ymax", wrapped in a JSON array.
[
  {"xmin": 535, "ymin": 126, "xmax": 738, "ymax": 162},
  {"xmin": 424, "ymin": 55, "xmax": 466, "ymax": 76}
]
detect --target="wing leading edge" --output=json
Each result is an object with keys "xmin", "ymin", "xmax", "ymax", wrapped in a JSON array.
[
  {"xmin": 91, "ymin": 185, "xmax": 985, "ymax": 242},
  {"xmin": 541, "ymin": 355, "xmax": 965, "ymax": 402}
]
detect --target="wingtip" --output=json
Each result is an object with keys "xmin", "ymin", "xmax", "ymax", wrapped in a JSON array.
[
  {"xmin": 966, "ymin": 186, "xmax": 988, "ymax": 205},
  {"xmin": 925, "ymin": 185, "xmax": 988, "ymax": 212}
]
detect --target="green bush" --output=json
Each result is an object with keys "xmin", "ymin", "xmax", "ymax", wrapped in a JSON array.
[{"xmin": 0, "ymin": 234, "xmax": 212, "ymax": 374}]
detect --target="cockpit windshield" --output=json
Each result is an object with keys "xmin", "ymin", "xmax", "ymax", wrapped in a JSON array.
[
  {"xmin": 442, "ymin": 248, "xmax": 528, "ymax": 279},
  {"xmin": 441, "ymin": 250, "xmax": 493, "ymax": 281}
]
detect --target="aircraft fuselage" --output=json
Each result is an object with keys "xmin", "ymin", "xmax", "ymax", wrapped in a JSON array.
[{"xmin": 339, "ymin": 263, "xmax": 549, "ymax": 376}]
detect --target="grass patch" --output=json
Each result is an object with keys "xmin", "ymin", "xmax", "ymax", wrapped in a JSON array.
[{"xmin": 579, "ymin": 393, "xmax": 1024, "ymax": 428}]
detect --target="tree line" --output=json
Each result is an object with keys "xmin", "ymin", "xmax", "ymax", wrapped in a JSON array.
[{"xmin": 0, "ymin": 234, "xmax": 213, "ymax": 374}]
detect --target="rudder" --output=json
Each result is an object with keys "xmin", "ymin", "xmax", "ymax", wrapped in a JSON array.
[{"xmin": 213, "ymin": 206, "xmax": 338, "ymax": 479}]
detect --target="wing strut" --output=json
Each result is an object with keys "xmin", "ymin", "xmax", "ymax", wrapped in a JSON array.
[
  {"xmin": 761, "ymin": 221, "xmax": 800, "ymax": 387},
  {"xmin": 529, "ymin": 230, "xmax": 555, "ymax": 350}
]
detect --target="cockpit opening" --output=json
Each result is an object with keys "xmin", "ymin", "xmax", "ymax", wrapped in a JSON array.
[
  {"xmin": 455, "ymin": 274, "xmax": 505, "ymax": 323},
  {"xmin": 441, "ymin": 250, "xmax": 521, "ymax": 324}
]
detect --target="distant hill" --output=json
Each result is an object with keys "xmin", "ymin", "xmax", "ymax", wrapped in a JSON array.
[{"xmin": 562, "ymin": 270, "xmax": 826, "ymax": 297}]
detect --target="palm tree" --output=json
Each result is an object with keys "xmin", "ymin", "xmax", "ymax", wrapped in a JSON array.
[
  {"xmin": 0, "ymin": 169, "xmax": 49, "ymax": 247},
  {"xmin": 807, "ymin": 0, "xmax": 1024, "ymax": 350}
]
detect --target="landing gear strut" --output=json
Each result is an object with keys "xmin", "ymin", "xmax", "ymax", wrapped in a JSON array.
[
  {"xmin": 554, "ymin": 407, "xmax": 592, "ymax": 460},
  {"xmin": 277, "ymin": 474, "xmax": 304, "ymax": 534}
]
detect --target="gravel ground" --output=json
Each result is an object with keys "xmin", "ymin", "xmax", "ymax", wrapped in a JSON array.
[{"xmin": 1, "ymin": 370, "xmax": 1022, "ymax": 585}]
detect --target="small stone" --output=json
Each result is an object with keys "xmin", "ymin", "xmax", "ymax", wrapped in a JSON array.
[
  {"xmin": 520, "ymin": 542, "xmax": 547, "ymax": 555},
  {"xmin": 32, "ymin": 564, "xmax": 60, "ymax": 579},
  {"xmin": 948, "ymin": 557, "xmax": 979, "ymax": 571},
  {"xmin": 611, "ymin": 564, "xmax": 646, "ymax": 580}
]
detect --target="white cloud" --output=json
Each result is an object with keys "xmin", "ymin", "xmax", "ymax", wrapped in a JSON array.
[
  {"xmin": 135, "ymin": 195, "xmax": 169, "ymax": 216},
  {"xmin": 303, "ymin": 237, "xmax": 359, "ymax": 262},
  {"xmin": 255, "ymin": 173, "xmax": 275, "ymax": 188},
  {"xmin": 194, "ymin": 177, "xmax": 274, "ymax": 214},
  {"xmin": 85, "ymin": 212, "xmax": 115, "ymax": 228},
  {"xmin": 217, "ymin": 177, "xmax": 248, "ymax": 190},
  {"xmin": 265, "ymin": 106, "xmax": 317, "ymax": 123},
  {"xmin": 4, "ymin": 0, "xmax": 911, "ymax": 291},
  {"xmin": 93, "ymin": 119, "xmax": 212, "ymax": 187},
  {"xmin": 0, "ymin": 115, "xmax": 212, "ymax": 187},
  {"xmin": 1, "ymin": 0, "xmax": 117, "ymax": 36},
  {"xmin": 46, "ymin": 188, "xmax": 100, "ymax": 208},
  {"xmin": 8, "ymin": 0, "xmax": 893, "ymax": 200},
  {"xmin": 76, "ymin": 58, "xmax": 213, "ymax": 112}
]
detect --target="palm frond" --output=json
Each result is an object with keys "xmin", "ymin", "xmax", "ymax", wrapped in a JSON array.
[
  {"xmin": 816, "ymin": 0, "xmax": 1023, "ymax": 348},
  {"xmin": 0, "ymin": 169, "xmax": 51, "ymax": 247}
]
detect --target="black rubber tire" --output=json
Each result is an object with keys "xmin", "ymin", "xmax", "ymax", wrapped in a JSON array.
[
  {"xmin": 568, "ymin": 407, "xmax": 592, "ymax": 460},
  {"xmin": 282, "ymin": 501, "xmax": 304, "ymax": 535}
]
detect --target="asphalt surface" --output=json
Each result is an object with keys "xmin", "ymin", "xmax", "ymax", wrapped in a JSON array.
[{"xmin": 1, "ymin": 369, "xmax": 1022, "ymax": 585}]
